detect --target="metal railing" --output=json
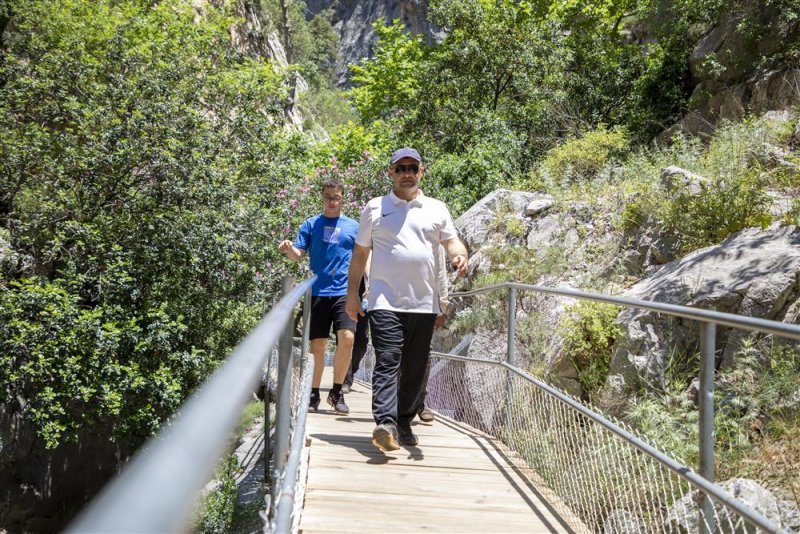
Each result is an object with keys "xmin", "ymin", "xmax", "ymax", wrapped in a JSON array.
[
  {"xmin": 67, "ymin": 276, "xmax": 798, "ymax": 533},
  {"xmin": 354, "ymin": 281, "xmax": 799, "ymax": 533},
  {"xmin": 67, "ymin": 276, "xmax": 315, "ymax": 533}
]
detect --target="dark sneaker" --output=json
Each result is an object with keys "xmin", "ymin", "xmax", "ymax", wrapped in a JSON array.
[
  {"xmin": 309, "ymin": 394, "xmax": 321, "ymax": 413},
  {"xmin": 341, "ymin": 382, "xmax": 352, "ymax": 394},
  {"xmin": 398, "ymin": 426, "xmax": 418, "ymax": 446},
  {"xmin": 326, "ymin": 390, "xmax": 349, "ymax": 415},
  {"xmin": 372, "ymin": 423, "xmax": 400, "ymax": 452},
  {"xmin": 417, "ymin": 406, "xmax": 434, "ymax": 423}
]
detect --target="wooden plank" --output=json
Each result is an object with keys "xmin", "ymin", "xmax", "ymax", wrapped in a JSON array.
[{"xmin": 297, "ymin": 368, "xmax": 584, "ymax": 534}]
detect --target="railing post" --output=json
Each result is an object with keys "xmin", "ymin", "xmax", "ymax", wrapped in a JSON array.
[
  {"xmin": 505, "ymin": 284, "xmax": 517, "ymax": 431},
  {"xmin": 301, "ymin": 284, "xmax": 312, "ymax": 374},
  {"xmin": 699, "ymin": 321, "xmax": 716, "ymax": 534},
  {"xmin": 271, "ymin": 277, "xmax": 294, "ymax": 514},
  {"xmin": 264, "ymin": 366, "xmax": 270, "ymax": 481}
]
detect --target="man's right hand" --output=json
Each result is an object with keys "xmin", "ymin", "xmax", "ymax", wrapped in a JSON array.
[
  {"xmin": 278, "ymin": 240, "xmax": 293, "ymax": 254},
  {"xmin": 345, "ymin": 294, "xmax": 364, "ymax": 322}
]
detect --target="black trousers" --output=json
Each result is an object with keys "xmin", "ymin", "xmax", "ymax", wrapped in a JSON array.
[
  {"xmin": 349, "ymin": 313, "xmax": 369, "ymax": 377},
  {"xmin": 369, "ymin": 310, "xmax": 437, "ymax": 429}
]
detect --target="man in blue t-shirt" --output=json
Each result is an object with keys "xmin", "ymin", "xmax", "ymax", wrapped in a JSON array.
[{"xmin": 278, "ymin": 178, "xmax": 360, "ymax": 414}]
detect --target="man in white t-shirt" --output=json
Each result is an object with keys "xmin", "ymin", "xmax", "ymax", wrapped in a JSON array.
[{"xmin": 346, "ymin": 147, "xmax": 468, "ymax": 452}]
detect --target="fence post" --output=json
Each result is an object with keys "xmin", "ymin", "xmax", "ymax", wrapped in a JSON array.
[
  {"xmin": 699, "ymin": 321, "xmax": 716, "ymax": 534},
  {"xmin": 271, "ymin": 277, "xmax": 294, "ymax": 516},
  {"xmin": 264, "ymin": 366, "xmax": 271, "ymax": 481},
  {"xmin": 505, "ymin": 284, "xmax": 517, "ymax": 430},
  {"xmin": 301, "ymin": 284, "xmax": 312, "ymax": 374}
]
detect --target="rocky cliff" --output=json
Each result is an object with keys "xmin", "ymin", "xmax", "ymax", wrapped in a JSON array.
[
  {"xmin": 305, "ymin": 0, "xmax": 442, "ymax": 86},
  {"xmin": 659, "ymin": 2, "xmax": 800, "ymax": 140}
]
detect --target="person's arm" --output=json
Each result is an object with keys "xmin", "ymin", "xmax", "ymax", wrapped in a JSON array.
[
  {"xmin": 442, "ymin": 237, "xmax": 468, "ymax": 278},
  {"xmin": 279, "ymin": 220, "xmax": 309, "ymax": 261},
  {"xmin": 346, "ymin": 244, "xmax": 371, "ymax": 320},
  {"xmin": 278, "ymin": 240, "xmax": 306, "ymax": 261}
]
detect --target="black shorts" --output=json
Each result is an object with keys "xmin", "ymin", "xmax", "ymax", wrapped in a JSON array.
[{"xmin": 309, "ymin": 295, "xmax": 356, "ymax": 340}]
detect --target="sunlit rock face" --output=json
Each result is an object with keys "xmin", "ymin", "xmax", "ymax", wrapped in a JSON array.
[
  {"xmin": 306, "ymin": 0, "xmax": 443, "ymax": 86},
  {"xmin": 659, "ymin": 3, "xmax": 800, "ymax": 141}
]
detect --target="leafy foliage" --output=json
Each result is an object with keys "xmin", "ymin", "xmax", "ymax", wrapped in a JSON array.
[
  {"xmin": 538, "ymin": 126, "xmax": 630, "ymax": 185},
  {"xmin": 349, "ymin": 19, "xmax": 427, "ymax": 124},
  {"xmin": 0, "ymin": 0, "xmax": 296, "ymax": 447},
  {"xmin": 194, "ymin": 455, "xmax": 239, "ymax": 534},
  {"xmin": 559, "ymin": 302, "xmax": 622, "ymax": 402}
]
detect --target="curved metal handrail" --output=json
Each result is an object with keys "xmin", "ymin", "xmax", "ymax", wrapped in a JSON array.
[
  {"xmin": 67, "ymin": 276, "xmax": 316, "ymax": 533},
  {"xmin": 446, "ymin": 280, "xmax": 797, "ymax": 534},
  {"xmin": 452, "ymin": 281, "xmax": 800, "ymax": 340},
  {"xmin": 429, "ymin": 350, "xmax": 785, "ymax": 533}
]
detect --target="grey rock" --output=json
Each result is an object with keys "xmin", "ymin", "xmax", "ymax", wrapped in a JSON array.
[
  {"xmin": 466, "ymin": 248, "xmax": 493, "ymax": 278},
  {"xmin": 307, "ymin": 0, "xmax": 443, "ymax": 86},
  {"xmin": 564, "ymin": 228, "xmax": 580, "ymax": 249},
  {"xmin": 665, "ymin": 70, "xmax": 800, "ymax": 140},
  {"xmin": 455, "ymin": 189, "xmax": 539, "ymax": 250},
  {"xmin": 427, "ymin": 330, "xmax": 518, "ymax": 434},
  {"xmin": 751, "ymin": 69, "xmax": 800, "ymax": 114},
  {"xmin": 525, "ymin": 194, "xmax": 555, "ymax": 216},
  {"xmin": 766, "ymin": 190, "xmax": 796, "ymax": 220},
  {"xmin": 603, "ymin": 509, "xmax": 645, "ymax": 534},
  {"xmin": 609, "ymin": 225, "xmax": 800, "ymax": 392},
  {"xmin": 665, "ymin": 478, "xmax": 797, "ymax": 532},
  {"xmin": 660, "ymin": 166, "xmax": 708, "ymax": 195},
  {"xmin": 616, "ymin": 249, "xmax": 643, "ymax": 275}
]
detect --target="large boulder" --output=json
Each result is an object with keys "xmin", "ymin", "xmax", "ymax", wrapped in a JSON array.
[
  {"xmin": 608, "ymin": 224, "xmax": 800, "ymax": 392},
  {"xmin": 427, "ymin": 329, "xmax": 521, "ymax": 434},
  {"xmin": 665, "ymin": 478, "xmax": 800, "ymax": 532},
  {"xmin": 455, "ymin": 189, "xmax": 540, "ymax": 250}
]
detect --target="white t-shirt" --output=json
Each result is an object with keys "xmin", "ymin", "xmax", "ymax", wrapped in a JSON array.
[{"xmin": 356, "ymin": 190, "xmax": 458, "ymax": 313}]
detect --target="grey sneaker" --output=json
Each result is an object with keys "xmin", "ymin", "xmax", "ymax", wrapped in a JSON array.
[
  {"xmin": 326, "ymin": 390, "xmax": 349, "ymax": 415},
  {"xmin": 372, "ymin": 423, "xmax": 400, "ymax": 452},
  {"xmin": 341, "ymin": 382, "xmax": 352, "ymax": 394},
  {"xmin": 417, "ymin": 406, "xmax": 434, "ymax": 423},
  {"xmin": 398, "ymin": 426, "xmax": 418, "ymax": 446}
]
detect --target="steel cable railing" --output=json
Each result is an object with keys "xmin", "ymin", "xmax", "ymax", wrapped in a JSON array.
[
  {"xmin": 67, "ymin": 276, "xmax": 315, "ymax": 533},
  {"xmin": 354, "ymin": 281, "xmax": 799, "ymax": 533}
]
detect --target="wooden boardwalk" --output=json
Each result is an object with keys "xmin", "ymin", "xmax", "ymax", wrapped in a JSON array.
[{"xmin": 298, "ymin": 369, "xmax": 584, "ymax": 533}]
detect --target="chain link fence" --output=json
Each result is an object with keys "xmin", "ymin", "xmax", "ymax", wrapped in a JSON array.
[{"xmin": 353, "ymin": 343, "xmax": 789, "ymax": 533}]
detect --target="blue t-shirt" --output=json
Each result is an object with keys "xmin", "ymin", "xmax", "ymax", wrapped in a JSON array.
[{"xmin": 294, "ymin": 214, "xmax": 359, "ymax": 296}]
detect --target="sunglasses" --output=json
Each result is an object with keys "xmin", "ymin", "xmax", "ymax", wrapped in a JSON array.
[{"xmin": 394, "ymin": 164, "xmax": 419, "ymax": 174}]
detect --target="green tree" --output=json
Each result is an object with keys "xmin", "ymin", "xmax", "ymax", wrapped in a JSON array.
[
  {"xmin": 349, "ymin": 18, "xmax": 428, "ymax": 124},
  {"xmin": 0, "ymin": 0, "xmax": 297, "ymax": 447}
]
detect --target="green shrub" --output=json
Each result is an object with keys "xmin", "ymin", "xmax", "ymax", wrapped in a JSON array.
[
  {"xmin": 539, "ymin": 126, "xmax": 630, "ymax": 185},
  {"xmin": 559, "ymin": 301, "xmax": 622, "ymax": 402},
  {"xmin": 0, "ymin": 0, "xmax": 292, "ymax": 448},
  {"xmin": 195, "ymin": 455, "xmax": 239, "ymax": 534},
  {"xmin": 659, "ymin": 171, "xmax": 772, "ymax": 254},
  {"xmin": 0, "ymin": 278, "xmax": 210, "ymax": 447}
]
